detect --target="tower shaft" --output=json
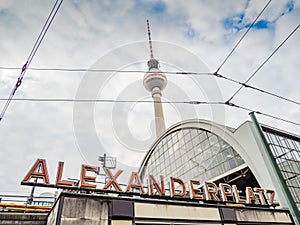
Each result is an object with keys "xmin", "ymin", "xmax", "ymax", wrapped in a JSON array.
[{"xmin": 153, "ymin": 93, "xmax": 166, "ymax": 137}]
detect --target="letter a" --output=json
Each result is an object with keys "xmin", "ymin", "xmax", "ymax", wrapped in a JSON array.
[{"xmin": 22, "ymin": 159, "xmax": 50, "ymax": 184}]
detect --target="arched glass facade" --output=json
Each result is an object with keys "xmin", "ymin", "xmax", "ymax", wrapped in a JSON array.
[{"xmin": 140, "ymin": 127, "xmax": 245, "ymax": 183}]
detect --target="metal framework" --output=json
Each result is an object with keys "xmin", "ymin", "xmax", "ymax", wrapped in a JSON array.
[{"xmin": 261, "ymin": 126, "xmax": 300, "ymax": 208}]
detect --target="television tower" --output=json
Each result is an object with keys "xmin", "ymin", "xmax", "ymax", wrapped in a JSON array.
[{"xmin": 143, "ymin": 20, "xmax": 167, "ymax": 137}]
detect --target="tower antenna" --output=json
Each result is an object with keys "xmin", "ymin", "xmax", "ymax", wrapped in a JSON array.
[{"xmin": 147, "ymin": 19, "xmax": 154, "ymax": 59}]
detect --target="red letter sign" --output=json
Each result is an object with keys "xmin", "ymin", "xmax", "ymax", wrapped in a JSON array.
[
  {"xmin": 56, "ymin": 161, "xmax": 74, "ymax": 187},
  {"xmin": 126, "ymin": 172, "xmax": 145, "ymax": 194},
  {"xmin": 219, "ymin": 183, "xmax": 233, "ymax": 202},
  {"xmin": 171, "ymin": 177, "xmax": 186, "ymax": 197},
  {"xmin": 149, "ymin": 175, "xmax": 165, "ymax": 196},
  {"xmin": 204, "ymin": 182, "xmax": 220, "ymax": 201},
  {"xmin": 80, "ymin": 165, "xmax": 98, "ymax": 189},
  {"xmin": 22, "ymin": 159, "xmax": 50, "ymax": 184},
  {"xmin": 103, "ymin": 168, "xmax": 123, "ymax": 192},
  {"xmin": 189, "ymin": 180, "xmax": 204, "ymax": 199},
  {"xmin": 246, "ymin": 187, "xmax": 260, "ymax": 204}
]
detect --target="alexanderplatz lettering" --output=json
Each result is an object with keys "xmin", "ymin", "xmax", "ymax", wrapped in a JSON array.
[{"xmin": 21, "ymin": 159, "xmax": 279, "ymax": 207}]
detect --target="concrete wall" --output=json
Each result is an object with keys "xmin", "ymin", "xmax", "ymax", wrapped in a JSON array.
[
  {"xmin": 51, "ymin": 193, "xmax": 294, "ymax": 225},
  {"xmin": 1, "ymin": 193, "xmax": 293, "ymax": 225},
  {"xmin": 0, "ymin": 212, "xmax": 47, "ymax": 225},
  {"xmin": 47, "ymin": 198, "xmax": 60, "ymax": 225},
  {"xmin": 47, "ymin": 195, "xmax": 108, "ymax": 225}
]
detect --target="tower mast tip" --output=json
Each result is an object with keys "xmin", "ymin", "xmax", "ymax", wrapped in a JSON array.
[{"xmin": 147, "ymin": 20, "xmax": 154, "ymax": 59}]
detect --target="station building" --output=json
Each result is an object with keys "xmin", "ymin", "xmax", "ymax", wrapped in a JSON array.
[
  {"xmin": 4, "ymin": 118, "xmax": 298, "ymax": 225},
  {"xmin": 138, "ymin": 119, "xmax": 300, "ymax": 209}
]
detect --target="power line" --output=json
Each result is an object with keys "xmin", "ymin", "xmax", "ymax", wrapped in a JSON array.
[
  {"xmin": 1, "ymin": 65, "xmax": 299, "ymax": 106},
  {"xmin": 0, "ymin": 66, "xmax": 213, "ymax": 75},
  {"xmin": 0, "ymin": 98, "xmax": 224, "ymax": 105},
  {"xmin": 255, "ymin": 111, "xmax": 300, "ymax": 127},
  {"xmin": 1, "ymin": 66, "xmax": 299, "ymax": 106},
  {"xmin": 27, "ymin": 0, "xmax": 63, "ymax": 67},
  {"xmin": 215, "ymin": 0, "xmax": 272, "ymax": 73},
  {"xmin": 224, "ymin": 102, "xmax": 300, "ymax": 126},
  {"xmin": 0, "ymin": 0, "xmax": 63, "ymax": 121},
  {"xmin": 227, "ymin": 23, "xmax": 300, "ymax": 102},
  {"xmin": 0, "ymin": 97, "xmax": 298, "ymax": 126},
  {"xmin": 214, "ymin": 73, "xmax": 300, "ymax": 105}
]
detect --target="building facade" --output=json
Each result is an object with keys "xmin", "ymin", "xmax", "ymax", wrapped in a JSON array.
[
  {"xmin": 138, "ymin": 119, "xmax": 300, "ymax": 209},
  {"xmin": 46, "ymin": 192, "xmax": 294, "ymax": 225}
]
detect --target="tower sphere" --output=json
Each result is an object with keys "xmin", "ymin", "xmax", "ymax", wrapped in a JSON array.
[{"xmin": 143, "ymin": 59, "xmax": 167, "ymax": 95}]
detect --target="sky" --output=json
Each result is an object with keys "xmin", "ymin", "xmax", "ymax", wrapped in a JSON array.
[{"xmin": 0, "ymin": 0, "xmax": 299, "ymax": 196}]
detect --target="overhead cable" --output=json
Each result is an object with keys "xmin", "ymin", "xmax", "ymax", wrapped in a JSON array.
[
  {"xmin": 224, "ymin": 102, "xmax": 300, "ymax": 126},
  {"xmin": 0, "ymin": 66, "xmax": 298, "ymax": 105},
  {"xmin": 227, "ymin": 23, "xmax": 300, "ymax": 102},
  {"xmin": 0, "ymin": 97, "xmax": 298, "ymax": 126},
  {"xmin": 0, "ymin": 0, "xmax": 63, "ymax": 121},
  {"xmin": 0, "ymin": 98, "xmax": 224, "ymax": 105},
  {"xmin": 255, "ymin": 111, "xmax": 300, "ymax": 127},
  {"xmin": 215, "ymin": 0, "xmax": 272, "ymax": 73},
  {"xmin": 214, "ymin": 73, "xmax": 300, "ymax": 105},
  {"xmin": 0, "ymin": 66, "xmax": 213, "ymax": 75}
]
